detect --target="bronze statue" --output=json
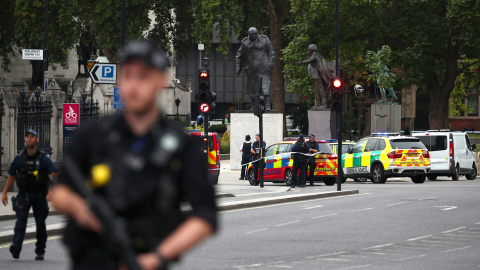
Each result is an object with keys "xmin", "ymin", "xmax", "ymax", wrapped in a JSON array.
[
  {"xmin": 235, "ymin": 27, "xmax": 275, "ymax": 110},
  {"xmin": 296, "ymin": 44, "xmax": 335, "ymax": 111},
  {"xmin": 377, "ymin": 66, "xmax": 398, "ymax": 103}
]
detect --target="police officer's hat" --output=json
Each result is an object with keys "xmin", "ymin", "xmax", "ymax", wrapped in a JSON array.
[
  {"xmin": 299, "ymin": 134, "xmax": 304, "ymax": 139},
  {"xmin": 118, "ymin": 40, "xmax": 169, "ymax": 71},
  {"xmin": 309, "ymin": 134, "xmax": 315, "ymax": 138},
  {"xmin": 25, "ymin": 129, "xmax": 38, "ymax": 137}
]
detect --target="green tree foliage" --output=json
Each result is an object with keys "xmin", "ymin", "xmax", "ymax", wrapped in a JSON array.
[
  {"xmin": 0, "ymin": 0, "xmax": 16, "ymax": 71},
  {"xmin": 285, "ymin": 0, "xmax": 480, "ymax": 129},
  {"xmin": 365, "ymin": 45, "xmax": 396, "ymax": 90}
]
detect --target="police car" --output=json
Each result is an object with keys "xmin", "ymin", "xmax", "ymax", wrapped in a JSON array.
[
  {"xmin": 342, "ymin": 134, "xmax": 431, "ymax": 184},
  {"xmin": 247, "ymin": 140, "xmax": 338, "ymax": 186}
]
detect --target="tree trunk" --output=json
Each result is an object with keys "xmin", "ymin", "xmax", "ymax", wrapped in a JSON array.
[
  {"xmin": 267, "ymin": 4, "xmax": 287, "ymax": 137},
  {"xmin": 428, "ymin": 90, "xmax": 450, "ymax": 130}
]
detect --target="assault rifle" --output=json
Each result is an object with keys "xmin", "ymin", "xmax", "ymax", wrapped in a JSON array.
[{"xmin": 62, "ymin": 155, "xmax": 142, "ymax": 270}]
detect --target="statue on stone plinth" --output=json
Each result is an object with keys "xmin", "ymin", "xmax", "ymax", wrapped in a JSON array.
[
  {"xmin": 296, "ymin": 44, "xmax": 335, "ymax": 111},
  {"xmin": 235, "ymin": 27, "xmax": 275, "ymax": 110},
  {"xmin": 365, "ymin": 45, "xmax": 399, "ymax": 104},
  {"xmin": 376, "ymin": 66, "xmax": 398, "ymax": 103}
]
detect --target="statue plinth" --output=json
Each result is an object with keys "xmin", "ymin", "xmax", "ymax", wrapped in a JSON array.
[
  {"xmin": 308, "ymin": 110, "xmax": 336, "ymax": 140},
  {"xmin": 370, "ymin": 103, "xmax": 401, "ymax": 134}
]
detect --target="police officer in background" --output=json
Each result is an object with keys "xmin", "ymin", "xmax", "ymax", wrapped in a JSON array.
[
  {"xmin": 250, "ymin": 134, "xmax": 266, "ymax": 185},
  {"xmin": 290, "ymin": 134, "xmax": 310, "ymax": 188},
  {"xmin": 239, "ymin": 135, "xmax": 252, "ymax": 180},
  {"xmin": 2, "ymin": 129, "xmax": 58, "ymax": 260},
  {"xmin": 306, "ymin": 134, "xmax": 320, "ymax": 186},
  {"xmin": 51, "ymin": 41, "xmax": 217, "ymax": 270}
]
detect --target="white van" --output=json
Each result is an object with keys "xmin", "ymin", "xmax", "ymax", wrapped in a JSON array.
[{"xmin": 413, "ymin": 131, "xmax": 477, "ymax": 181}]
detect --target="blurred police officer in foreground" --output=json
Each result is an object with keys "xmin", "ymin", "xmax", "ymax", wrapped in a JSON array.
[
  {"xmin": 306, "ymin": 134, "xmax": 319, "ymax": 186},
  {"xmin": 290, "ymin": 134, "xmax": 310, "ymax": 188},
  {"xmin": 250, "ymin": 134, "xmax": 266, "ymax": 185},
  {"xmin": 2, "ymin": 129, "xmax": 58, "ymax": 260},
  {"xmin": 51, "ymin": 40, "xmax": 217, "ymax": 270}
]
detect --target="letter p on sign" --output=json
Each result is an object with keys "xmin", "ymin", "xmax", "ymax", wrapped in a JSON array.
[{"xmin": 102, "ymin": 66, "xmax": 113, "ymax": 78}]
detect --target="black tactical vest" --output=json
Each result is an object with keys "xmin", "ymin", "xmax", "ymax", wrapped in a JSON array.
[
  {"xmin": 242, "ymin": 142, "xmax": 252, "ymax": 155},
  {"xmin": 15, "ymin": 150, "xmax": 50, "ymax": 192}
]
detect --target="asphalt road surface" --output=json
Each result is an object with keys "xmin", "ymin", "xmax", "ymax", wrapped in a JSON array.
[{"xmin": 1, "ymin": 177, "xmax": 479, "ymax": 270}]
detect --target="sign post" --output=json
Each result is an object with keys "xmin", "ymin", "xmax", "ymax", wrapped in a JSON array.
[{"xmin": 62, "ymin": 103, "xmax": 80, "ymax": 157}]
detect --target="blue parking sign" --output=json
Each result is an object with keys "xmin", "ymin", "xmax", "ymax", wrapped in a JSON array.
[{"xmin": 113, "ymin": 87, "xmax": 125, "ymax": 110}]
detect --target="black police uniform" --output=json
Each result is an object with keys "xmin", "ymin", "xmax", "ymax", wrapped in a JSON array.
[
  {"xmin": 8, "ymin": 149, "xmax": 57, "ymax": 257},
  {"xmin": 306, "ymin": 140, "xmax": 320, "ymax": 185},
  {"xmin": 251, "ymin": 140, "xmax": 266, "ymax": 185},
  {"xmin": 240, "ymin": 141, "xmax": 252, "ymax": 180},
  {"xmin": 290, "ymin": 139, "xmax": 310, "ymax": 187},
  {"xmin": 57, "ymin": 115, "xmax": 217, "ymax": 270}
]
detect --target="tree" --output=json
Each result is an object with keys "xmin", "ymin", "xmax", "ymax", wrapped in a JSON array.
[
  {"xmin": 0, "ymin": 0, "xmax": 16, "ymax": 72},
  {"xmin": 284, "ymin": 0, "xmax": 480, "ymax": 129}
]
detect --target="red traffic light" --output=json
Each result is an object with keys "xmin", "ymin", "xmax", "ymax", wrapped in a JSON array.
[
  {"xmin": 199, "ymin": 71, "xmax": 209, "ymax": 78},
  {"xmin": 333, "ymin": 78, "xmax": 342, "ymax": 88}
]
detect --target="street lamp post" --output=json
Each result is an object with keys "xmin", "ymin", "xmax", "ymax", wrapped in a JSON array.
[{"xmin": 354, "ymin": 84, "xmax": 364, "ymax": 141}]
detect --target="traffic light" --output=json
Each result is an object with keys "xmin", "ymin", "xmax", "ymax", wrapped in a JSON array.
[
  {"xmin": 253, "ymin": 94, "xmax": 265, "ymax": 117},
  {"xmin": 198, "ymin": 69, "xmax": 209, "ymax": 106},
  {"xmin": 209, "ymin": 91, "xmax": 217, "ymax": 113},
  {"xmin": 331, "ymin": 77, "xmax": 343, "ymax": 112}
]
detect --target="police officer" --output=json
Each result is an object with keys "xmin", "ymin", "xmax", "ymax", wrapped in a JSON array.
[
  {"xmin": 290, "ymin": 134, "xmax": 310, "ymax": 188},
  {"xmin": 1, "ymin": 129, "xmax": 58, "ymax": 260},
  {"xmin": 250, "ymin": 134, "xmax": 266, "ymax": 185},
  {"xmin": 306, "ymin": 134, "xmax": 320, "ymax": 186},
  {"xmin": 239, "ymin": 135, "xmax": 252, "ymax": 180},
  {"xmin": 51, "ymin": 41, "xmax": 217, "ymax": 270}
]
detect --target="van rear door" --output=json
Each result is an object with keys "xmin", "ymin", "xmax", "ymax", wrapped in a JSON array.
[{"xmin": 415, "ymin": 134, "xmax": 449, "ymax": 172}]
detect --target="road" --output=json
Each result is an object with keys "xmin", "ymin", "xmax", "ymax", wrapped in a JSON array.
[{"xmin": 1, "ymin": 178, "xmax": 479, "ymax": 270}]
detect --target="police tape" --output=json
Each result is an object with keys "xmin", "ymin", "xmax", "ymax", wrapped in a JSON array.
[{"xmin": 208, "ymin": 152, "xmax": 333, "ymax": 171}]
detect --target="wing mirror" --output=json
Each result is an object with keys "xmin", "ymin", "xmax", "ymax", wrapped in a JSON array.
[{"xmin": 472, "ymin": 144, "xmax": 477, "ymax": 151}]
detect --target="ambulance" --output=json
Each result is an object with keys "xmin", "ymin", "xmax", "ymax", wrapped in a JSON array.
[
  {"xmin": 247, "ymin": 140, "xmax": 339, "ymax": 186},
  {"xmin": 342, "ymin": 134, "xmax": 431, "ymax": 183},
  {"xmin": 186, "ymin": 131, "xmax": 220, "ymax": 185}
]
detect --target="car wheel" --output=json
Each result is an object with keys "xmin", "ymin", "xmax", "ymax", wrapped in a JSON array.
[
  {"xmin": 371, "ymin": 164, "xmax": 387, "ymax": 184},
  {"xmin": 248, "ymin": 169, "xmax": 255, "ymax": 186},
  {"xmin": 353, "ymin": 178, "xmax": 367, "ymax": 182},
  {"xmin": 284, "ymin": 169, "xmax": 293, "ymax": 186},
  {"xmin": 466, "ymin": 164, "xmax": 477, "ymax": 180},
  {"xmin": 411, "ymin": 175, "xmax": 426, "ymax": 184},
  {"xmin": 452, "ymin": 165, "xmax": 460, "ymax": 181},
  {"xmin": 323, "ymin": 178, "xmax": 336, "ymax": 186},
  {"xmin": 427, "ymin": 175, "xmax": 437, "ymax": 181}
]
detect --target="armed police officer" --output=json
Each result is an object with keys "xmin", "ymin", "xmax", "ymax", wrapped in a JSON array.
[
  {"xmin": 306, "ymin": 134, "xmax": 320, "ymax": 186},
  {"xmin": 290, "ymin": 134, "xmax": 310, "ymax": 188},
  {"xmin": 2, "ymin": 129, "xmax": 58, "ymax": 260},
  {"xmin": 250, "ymin": 134, "xmax": 266, "ymax": 185},
  {"xmin": 51, "ymin": 40, "xmax": 217, "ymax": 270}
]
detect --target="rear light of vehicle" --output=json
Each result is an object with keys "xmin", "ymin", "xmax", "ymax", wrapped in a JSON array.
[
  {"xmin": 422, "ymin": 151, "xmax": 430, "ymax": 158},
  {"xmin": 449, "ymin": 141, "xmax": 453, "ymax": 157},
  {"xmin": 387, "ymin": 151, "xmax": 402, "ymax": 159}
]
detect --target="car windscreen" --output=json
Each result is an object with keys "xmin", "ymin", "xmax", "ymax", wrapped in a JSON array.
[
  {"xmin": 318, "ymin": 143, "xmax": 333, "ymax": 153},
  {"xmin": 390, "ymin": 139, "xmax": 426, "ymax": 150},
  {"xmin": 416, "ymin": 135, "xmax": 447, "ymax": 152}
]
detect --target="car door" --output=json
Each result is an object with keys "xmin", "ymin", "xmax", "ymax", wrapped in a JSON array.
[
  {"xmin": 271, "ymin": 143, "xmax": 291, "ymax": 180},
  {"xmin": 343, "ymin": 139, "xmax": 367, "ymax": 175},
  {"xmin": 263, "ymin": 144, "xmax": 278, "ymax": 180},
  {"xmin": 362, "ymin": 139, "xmax": 378, "ymax": 173}
]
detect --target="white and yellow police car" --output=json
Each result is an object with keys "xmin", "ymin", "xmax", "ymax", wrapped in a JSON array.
[{"xmin": 341, "ymin": 134, "xmax": 431, "ymax": 184}]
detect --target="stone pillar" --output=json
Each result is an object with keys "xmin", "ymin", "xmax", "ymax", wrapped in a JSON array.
[
  {"xmin": 230, "ymin": 112, "xmax": 284, "ymax": 170},
  {"xmin": 308, "ymin": 110, "xmax": 336, "ymax": 140},
  {"xmin": 401, "ymin": 85, "xmax": 417, "ymax": 131}
]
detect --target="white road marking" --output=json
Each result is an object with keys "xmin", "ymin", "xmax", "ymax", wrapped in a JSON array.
[
  {"xmin": 245, "ymin": 228, "xmax": 267, "ymax": 235},
  {"xmin": 475, "ymin": 222, "xmax": 480, "ymax": 225},
  {"xmin": 272, "ymin": 266, "xmax": 293, "ymax": 268},
  {"xmin": 362, "ymin": 243, "xmax": 395, "ymax": 249},
  {"xmin": 435, "ymin": 206, "xmax": 458, "ymax": 211},
  {"xmin": 233, "ymin": 263, "xmax": 263, "ymax": 268},
  {"xmin": 403, "ymin": 246, "xmax": 435, "ymax": 250},
  {"xmin": 312, "ymin": 213, "xmax": 337, "ymax": 219},
  {"xmin": 442, "ymin": 246, "xmax": 471, "ymax": 253},
  {"xmin": 351, "ymin": 207, "xmax": 376, "ymax": 212},
  {"xmin": 276, "ymin": 220, "xmax": 301, "ymax": 227},
  {"xmin": 386, "ymin": 201, "xmax": 409, "ymax": 207},
  {"xmin": 359, "ymin": 251, "xmax": 386, "ymax": 255},
  {"xmin": 333, "ymin": 264, "xmax": 372, "ymax": 270},
  {"xmin": 408, "ymin": 242, "xmax": 444, "ymax": 247},
  {"xmin": 392, "ymin": 254, "xmax": 427, "ymax": 261},
  {"xmin": 318, "ymin": 258, "xmax": 353, "ymax": 262},
  {"xmin": 444, "ymin": 233, "xmax": 480, "ymax": 238},
  {"xmin": 3, "ymin": 225, "xmax": 14, "ymax": 229},
  {"xmin": 407, "ymin": 235, "xmax": 432, "ymax": 241},
  {"xmin": 442, "ymin": 227, "xmax": 466, "ymax": 234},
  {"xmin": 303, "ymin": 205, "xmax": 324, "ymax": 209},
  {"xmin": 305, "ymin": 251, "xmax": 347, "ymax": 259}
]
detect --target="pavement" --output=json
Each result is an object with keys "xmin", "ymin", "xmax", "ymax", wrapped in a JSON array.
[{"xmin": 0, "ymin": 159, "xmax": 358, "ymax": 244}]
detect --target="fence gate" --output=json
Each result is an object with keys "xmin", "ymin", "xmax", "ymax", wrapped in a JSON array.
[{"xmin": 16, "ymin": 88, "xmax": 53, "ymax": 154}]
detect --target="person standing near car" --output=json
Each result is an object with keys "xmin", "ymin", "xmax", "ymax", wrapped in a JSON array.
[
  {"xmin": 290, "ymin": 134, "xmax": 310, "ymax": 188},
  {"xmin": 306, "ymin": 134, "xmax": 320, "ymax": 186},
  {"xmin": 239, "ymin": 135, "xmax": 252, "ymax": 180},
  {"xmin": 1, "ymin": 129, "xmax": 58, "ymax": 261},
  {"xmin": 250, "ymin": 134, "xmax": 266, "ymax": 185}
]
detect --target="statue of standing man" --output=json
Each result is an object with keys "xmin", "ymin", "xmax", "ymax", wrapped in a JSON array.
[
  {"xmin": 297, "ymin": 44, "xmax": 335, "ymax": 111},
  {"xmin": 236, "ymin": 27, "xmax": 275, "ymax": 110}
]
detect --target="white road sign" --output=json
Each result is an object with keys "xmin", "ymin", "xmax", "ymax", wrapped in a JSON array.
[
  {"xmin": 89, "ymin": 63, "xmax": 117, "ymax": 84},
  {"xmin": 200, "ymin": 103, "xmax": 210, "ymax": 113},
  {"xmin": 22, "ymin": 49, "xmax": 43, "ymax": 60}
]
